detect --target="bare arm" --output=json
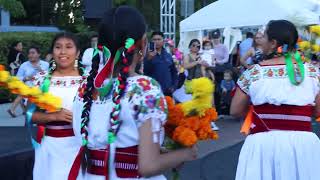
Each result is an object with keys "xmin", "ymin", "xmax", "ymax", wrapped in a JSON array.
[
  {"xmin": 201, "ymin": 65, "xmax": 206, "ymax": 77},
  {"xmin": 230, "ymin": 88, "xmax": 250, "ymax": 118},
  {"xmin": 138, "ymin": 120, "xmax": 196, "ymax": 177},
  {"xmin": 183, "ymin": 55, "xmax": 199, "ymax": 69},
  {"xmin": 240, "ymin": 48, "xmax": 254, "ymax": 68},
  {"xmin": 31, "ymin": 109, "xmax": 73, "ymax": 124}
]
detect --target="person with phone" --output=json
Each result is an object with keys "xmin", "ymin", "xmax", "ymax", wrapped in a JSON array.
[{"xmin": 144, "ymin": 31, "xmax": 178, "ymax": 96}]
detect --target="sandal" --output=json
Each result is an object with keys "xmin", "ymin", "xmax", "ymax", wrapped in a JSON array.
[{"xmin": 7, "ymin": 109, "xmax": 17, "ymax": 118}]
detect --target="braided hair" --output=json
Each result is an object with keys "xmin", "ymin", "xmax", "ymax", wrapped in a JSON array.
[
  {"xmin": 79, "ymin": 5, "xmax": 146, "ymax": 162},
  {"xmin": 265, "ymin": 20, "xmax": 304, "ymax": 85}
]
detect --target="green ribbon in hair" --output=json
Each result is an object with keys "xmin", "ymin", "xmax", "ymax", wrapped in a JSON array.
[{"xmin": 285, "ymin": 51, "xmax": 305, "ymax": 85}]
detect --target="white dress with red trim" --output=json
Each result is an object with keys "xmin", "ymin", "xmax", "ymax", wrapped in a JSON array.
[
  {"xmin": 73, "ymin": 75, "xmax": 167, "ymax": 180},
  {"xmin": 32, "ymin": 72, "xmax": 84, "ymax": 180},
  {"xmin": 236, "ymin": 63, "xmax": 320, "ymax": 180}
]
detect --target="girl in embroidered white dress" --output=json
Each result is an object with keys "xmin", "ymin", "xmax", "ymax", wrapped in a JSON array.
[
  {"xmin": 30, "ymin": 32, "xmax": 85, "ymax": 180},
  {"xmin": 70, "ymin": 6, "xmax": 197, "ymax": 180},
  {"xmin": 231, "ymin": 20, "xmax": 320, "ymax": 180}
]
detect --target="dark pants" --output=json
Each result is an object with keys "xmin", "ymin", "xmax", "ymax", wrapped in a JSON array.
[{"xmin": 220, "ymin": 91, "xmax": 232, "ymax": 115}]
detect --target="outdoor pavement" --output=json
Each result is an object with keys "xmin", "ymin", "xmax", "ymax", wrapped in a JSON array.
[
  {"xmin": 0, "ymin": 102, "xmax": 247, "ymax": 179},
  {"xmin": 0, "ymin": 103, "xmax": 25, "ymax": 127}
]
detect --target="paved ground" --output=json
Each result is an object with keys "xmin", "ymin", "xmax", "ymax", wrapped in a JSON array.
[{"xmin": 0, "ymin": 103, "xmax": 25, "ymax": 127}]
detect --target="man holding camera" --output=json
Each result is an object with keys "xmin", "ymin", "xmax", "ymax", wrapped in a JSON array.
[{"xmin": 144, "ymin": 31, "xmax": 178, "ymax": 96}]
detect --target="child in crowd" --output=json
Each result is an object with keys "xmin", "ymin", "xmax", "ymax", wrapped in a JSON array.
[
  {"xmin": 200, "ymin": 40, "xmax": 215, "ymax": 81},
  {"xmin": 220, "ymin": 70, "xmax": 235, "ymax": 115}
]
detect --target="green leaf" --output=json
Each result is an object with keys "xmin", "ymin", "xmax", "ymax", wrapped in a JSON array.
[{"xmin": 0, "ymin": 0, "xmax": 26, "ymax": 18}]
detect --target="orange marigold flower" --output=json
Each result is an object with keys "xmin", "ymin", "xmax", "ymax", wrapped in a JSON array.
[
  {"xmin": 0, "ymin": 65, "xmax": 5, "ymax": 71},
  {"xmin": 165, "ymin": 96, "xmax": 175, "ymax": 109},
  {"xmin": 208, "ymin": 131, "xmax": 219, "ymax": 140},
  {"xmin": 197, "ymin": 128, "xmax": 209, "ymax": 140},
  {"xmin": 205, "ymin": 108, "xmax": 218, "ymax": 122},
  {"xmin": 184, "ymin": 116, "xmax": 200, "ymax": 131},
  {"xmin": 173, "ymin": 126, "xmax": 197, "ymax": 147},
  {"xmin": 166, "ymin": 107, "xmax": 184, "ymax": 126}
]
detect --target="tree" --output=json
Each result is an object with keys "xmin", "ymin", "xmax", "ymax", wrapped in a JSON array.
[{"xmin": 0, "ymin": 0, "xmax": 26, "ymax": 18}]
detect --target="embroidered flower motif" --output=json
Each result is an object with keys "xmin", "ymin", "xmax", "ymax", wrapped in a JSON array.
[
  {"xmin": 56, "ymin": 80, "xmax": 61, "ymax": 85},
  {"xmin": 309, "ymin": 66, "xmax": 316, "ymax": 72},
  {"xmin": 267, "ymin": 69, "xmax": 273, "ymax": 77},
  {"xmin": 137, "ymin": 78, "xmax": 151, "ymax": 91},
  {"xmin": 251, "ymin": 69, "xmax": 259, "ymax": 76},
  {"xmin": 278, "ymin": 68, "xmax": 285, "ymax": 76},
  {"xmin": 145, "ymin": 95, "xmax": 156, "ymax": 108}
]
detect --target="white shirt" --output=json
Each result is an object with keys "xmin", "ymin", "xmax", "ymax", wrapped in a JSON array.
[{"xmin": 16, "ymin": 60, "xmax": 49, "ymax": 86}]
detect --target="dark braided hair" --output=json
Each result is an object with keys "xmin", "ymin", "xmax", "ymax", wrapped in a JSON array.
[{"xmin": 79, "ymin": 5, "xmax": 146, "ymax": 166}]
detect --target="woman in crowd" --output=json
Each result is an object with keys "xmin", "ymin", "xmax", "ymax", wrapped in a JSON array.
[
  {"xmin": 231, "ymin": 20, "xmax": 320, "ymax": 180},
  {"xmin": 29, "ymin": 32, "xmax": 85, "ymax": 180},
  {"xmin": 183, "ymin": 39, "xmax": 206, "ymax": 80},
  {"xmin": 240, "ymin": 32, "xmax": 264, "ymax": 69},
  {"xmin": 7, "ymin": 41, "xmax": 25, "ymax": 75},
  {"xmin": 71, "ymin": 6, "xmax": 197, "ymax": 180},
  {"xmin": 7, "ymin": 41, "xmax": 26, "ymax": 117},
  {"xmin": 8, "ymin": 46, "xmax": 49, "ymax": 118}
]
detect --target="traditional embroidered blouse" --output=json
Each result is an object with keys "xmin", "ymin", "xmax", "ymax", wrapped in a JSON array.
[{"xmin": 237, "ymin": 63, "xmax": 320, "ymax": 106}]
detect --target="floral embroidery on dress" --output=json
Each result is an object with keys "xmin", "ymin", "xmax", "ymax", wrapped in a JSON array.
[
  {"xmin": 127, "ymin": 76, "xmax": 167, "ymax": 127},
  {"xmin": 238, "ymin": 63, "xmax": 320, "ymax": 94},
  {"xmin": 262, "ymin": 67, "xmax": 287, "ymax": 79},
  {"xmin": 137, "ymin": 78, "xmax": 151, "ymax": 91},
  {"xmin": 145, "ymin": 95, "xmax": 157, "ymax": 108},
  {"xmin": 306, "ymin": 64, "xmax": 319, "ymax": 79},
  {"xmin": 50, "ymin": 78, "xmax": 83, "ymax": 87},
  {"xmin": 237, "ymin": 65, "xmax": 261, "ymax": 94}
]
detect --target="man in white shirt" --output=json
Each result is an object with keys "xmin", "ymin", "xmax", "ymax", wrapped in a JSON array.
[{"xmin": 82, "ymin": 34, "xmax": 104, "ymax": 73}]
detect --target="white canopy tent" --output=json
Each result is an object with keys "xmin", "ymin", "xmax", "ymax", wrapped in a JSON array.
[{"xmin": 179, "ymin": 0, "xmax": 320, "ymax": 53}]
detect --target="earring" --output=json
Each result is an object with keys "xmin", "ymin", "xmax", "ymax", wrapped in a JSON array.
[
  {"xmin": 138, "ymin": 50, "xmax": 143, "ymax": 56},
  {"xmin": 74, "ymin": 59, "xmax": 78, "ymax": 69},
  {"xmin": 52, "ymin": 60, "xmax": 56, "ymax": 70}
]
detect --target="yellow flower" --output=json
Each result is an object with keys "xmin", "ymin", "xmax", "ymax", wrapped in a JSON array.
[
  {"xmin": 310, "ymin": 25, "xmax": 320, "ymax": 36},
  {"xmin": 20, "ymin": 86, "xmax": 31, "ymax": 96},
  {"xmin": 298, "ymin": 41, "xmax": 311, "ymax": 51},
  {"xmin": 0, "ymin": 71, "xmax": 10, "ymax": 82},
  {"xmin": 28, "ymin": 87, "xmax": 42, "ymax": 96},
  {"xmin": 311, "ymin": 44, "xmax": 320, "ymax": 53}
]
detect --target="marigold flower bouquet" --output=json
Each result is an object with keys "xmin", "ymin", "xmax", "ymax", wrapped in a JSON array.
[
  {"xmin": 163, "ymin": 77, "xmax": 218, "ymax": 179},
  {"xmin": 0, "ymin": 65, "xmax": 62, "ymax": 112}
]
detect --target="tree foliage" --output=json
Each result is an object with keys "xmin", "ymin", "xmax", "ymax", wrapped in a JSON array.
[{"xmin": 0, "ymin": 0, "xmax": 26, "ymax": 18}]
